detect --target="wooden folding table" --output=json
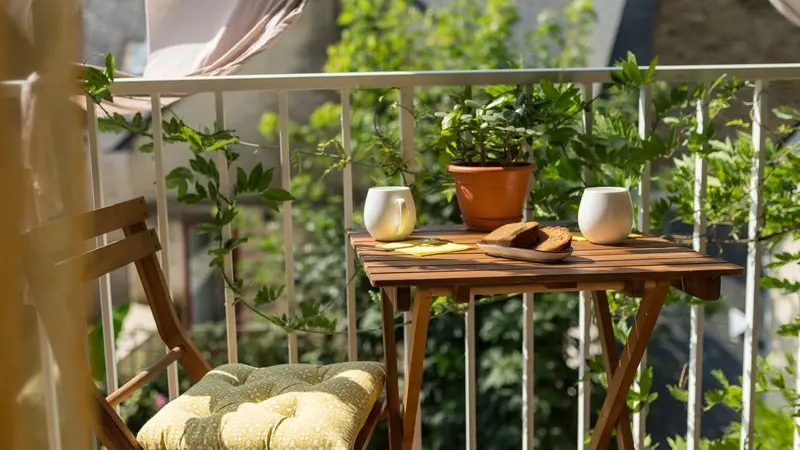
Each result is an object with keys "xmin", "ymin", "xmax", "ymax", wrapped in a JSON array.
[{"xmin": 349, "ymin": 226, "xmax": 743, "ymax": 450}]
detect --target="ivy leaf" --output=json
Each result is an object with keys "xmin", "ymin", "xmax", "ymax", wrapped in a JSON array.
[
  {"xmin": 139, "ymin": 142, "xmax": 154, "ymax": 153},
  {"xmin": 209, "ymin": 247, "xmax": 231, "ymax": 256},
  {"xmin": 260, "ymin": 188, "xmax": 294, "ymax": 203},
  {"xmin": 639, "ymin": 366, "xmax": 654, "ymax": 397},
  {"xmin": 132, "ymin": 112, "xmax": 146, "ymax": 133},
  {"xmin": 163, "ymin": 117, "xmax": 181, "ymax": 135},
  {"xmin": 195, "ymin": 222, "xmax": 218, "ymax": 235},
  {"xmin": 194, "ymin": 181, "xmax": 207, "ymax": 198},
  {"xmin": 778, "ymin": 317, "xmax": 800, "ymax": 337},
  {"xmin": 180, "ymin": 126, "xmax": 204, "ymax": 150},
  {"xmin": 224, "ymin": 237, "xmax": 249, "ymax": 249},
  {"xmin": 248, "ymin": 163, "xmax": 264, "ymax": 192},
  {"xmin": 235, "ymin": 167, "xmax": 248, "ymax": 194},
  {"xmin": 761, "ymin": 277, "xmax": 800, "ymax": 294},
  {"xmin": 178, "ymin": 193, "xmax": 204, "ymax": 204},
  {"xmin": 166, "ymin": 167, "xmax": 194, "ymax": 189},
  {"xmin": 485, "ymin": 96, "xmax": 507, "ymax": 110},
  {"xmin": 104, "ymin": 53, "xmax": 116, "ymax": 82},
  {"xmin": 207, "ymin": 181, "xmax": 218, "ymax": 200},
  {"xmin": 189, "ymin": 157, "xmax": 210, "ymax": 177},
  {"xmin": 177, "ymin": 180, "xmax": 188, "ymax": 197},
  {"xmin": 206, "ymin": 137, "xmax": 238, "ymax": 152},
  {"xmin": 668, "ymin": 384, "xmax": 689, "ymax": 403},
  {"xmin": 464, "ymin": 99, "xmax": 483, "ymax": 109},
  {"xmin": 254, "ymin": 285, "xmax": 284, "ymax": 306},
  {"xmin": 218, "ymin": 207, "xmax": 236, "ymax": 226},
  {"xmin": 540, "ymin": 80, "xmax": 560, "ymax": 101},
  {"xmin": 97, "ymin": 117, "xmax": 125, "ymax": 134},
  {"xmin": 767, "ymin": 252, "xmax": 800, "ymax": 268},
  {"xmin": 258, "ymin": 168, "xmax": 275, "ymax": 192},
  {"xmin": 773, "ymin": 106, "xmax": 800, "ymax": 121}
]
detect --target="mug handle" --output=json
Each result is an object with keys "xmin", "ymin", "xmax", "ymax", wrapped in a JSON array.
[{"xmin": 395, "ymin": 198, "xmax": 406, "ymax": 235}]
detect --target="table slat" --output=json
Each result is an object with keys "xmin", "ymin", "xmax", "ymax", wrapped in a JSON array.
[{"xmin": 349, "ymin": 227, "xmax": 743, "ymax": 289}]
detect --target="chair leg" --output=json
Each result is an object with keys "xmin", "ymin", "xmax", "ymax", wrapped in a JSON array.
[
  {"xmin": 381, "ymin": 288, "xmax": 403, "ymax": 450},
  {"xmin": 354, "ymin": 394, "xmax": 388, "ymax": 450}
]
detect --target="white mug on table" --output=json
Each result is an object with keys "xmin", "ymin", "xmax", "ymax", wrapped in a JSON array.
[
  {"xmin": 578, "ymin": 186, "xmax": 634, "ymax": 244},
  {"xmin": 364, "ymin": 186, "xmax": 417, "ymax": 242}
]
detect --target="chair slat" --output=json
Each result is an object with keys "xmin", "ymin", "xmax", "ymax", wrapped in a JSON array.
[
  {"xmin": 57, "ymin": 229, "xmax": 160, "ymax": 281},
  {"xmin": 24, "ymin": 198, "xmax": 212, "ymax": 450},
  {"xmin": 31, "ymin": 197, "xmax": 148, "ymax": 256},
  {"xmin": 106, "ymin": 347, "xmax": 185, "ymax": 407}
]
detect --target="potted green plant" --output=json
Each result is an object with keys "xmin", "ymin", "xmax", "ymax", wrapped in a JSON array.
[{"xmin": 436, "ymin": 85, "xmax": 582, "ymax": 231}]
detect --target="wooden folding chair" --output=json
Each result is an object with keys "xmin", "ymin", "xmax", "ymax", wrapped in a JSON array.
[{"xmin": 24, "ymin": 197, "xmax": 400, "ymax": 450}]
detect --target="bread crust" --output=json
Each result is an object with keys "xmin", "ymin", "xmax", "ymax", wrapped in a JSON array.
[{"xmin": 481, "ymin": 221, "xmax": 540, "ymax": 248}]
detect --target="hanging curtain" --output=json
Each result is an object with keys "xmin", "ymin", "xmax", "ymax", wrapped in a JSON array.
[
  {"xmin": 107, "ymin": 0, "xmax": 308, "ymax": 113},
  {"xmin": 5, "ymin": 0, "xmax": 308, "ymax": 113},
  {"xmin": 144, "ymin": 0, "xmax": 306, "ymax": 78},
  {"xmin": 770, "ymin": 0, "xmax": 800, "ymax": 27}
]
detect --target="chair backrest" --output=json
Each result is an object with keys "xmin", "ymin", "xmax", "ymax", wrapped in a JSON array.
[{"xmin": 23, "ymin": 197, "xmax": 211, "ymax": 450}]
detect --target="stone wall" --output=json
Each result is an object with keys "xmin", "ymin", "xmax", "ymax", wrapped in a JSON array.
[
  {"xmin": 653, "ymin": 0, "xmax": 800, "ymax": 122},
  {"xmin": 654, "ymin": 0, "xmax": 800, "ymax": 65}
]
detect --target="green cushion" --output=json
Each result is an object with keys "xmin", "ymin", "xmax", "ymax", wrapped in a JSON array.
[{"xmin": 137, "ymin": 362, "xmax": 385, "ymax": 449}]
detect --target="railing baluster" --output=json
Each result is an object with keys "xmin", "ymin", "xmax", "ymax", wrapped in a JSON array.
[
  {"xmin": 151, "ymin": 93, "xmax": 180, "ymax": 400},
  {"xmin": 634, "ymin": 84, "xmax": 653, "ymax": 449},
  {"xmin": 794, "ymin": 342, "xmax": 800, "ymax": 450},
  {"xmin": 399, "ymin": 88, "xmax": 415, "ymax": 183},
  {"xmin": 522, "ymin": 294, "xmax": 535, "ymax": 450},
  {"xmin": 741, "ymin": 80, "xmax": 767, "ymax": 450},
  {"xmin": 687, "ymin": 90, "xmax": 709, "ymax": 450},
  {"xmin": 466, "ymin": 295, "xmax": 477, "ymax": 450},
  {"xmin": 214, "ymin": 92, "xmax": 238, "ymax": 364},
  {"xmin": 577, "ymin": 83, "xmax": 596, "ymax": 450},
  {"xmin": 398, "ymin": 86, "xmax": 422, "ymax": 450},
  {"xmin": 278, "ymin": 91, "xmax": 298, "ymax": 364},
  {"xmin": 340, "ymin": 88, "xmax": 357, "ymax": 361},
  {"xmin": 38, "ymin": 314, "xmax": 62, "ymax": 450},
  {"xmin": 85, "ymin": 96, "xmax": 119, "ymax": 401},
  {"xmin": 522, "ymin": 83, "xmax": 536, "ymax": 450}
]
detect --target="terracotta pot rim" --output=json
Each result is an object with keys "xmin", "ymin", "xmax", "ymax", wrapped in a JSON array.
[{"xmin": 448, "ymin": 163, "xmax": 534, "ymax": 174}]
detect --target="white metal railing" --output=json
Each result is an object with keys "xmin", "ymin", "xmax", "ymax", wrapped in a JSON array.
[{"xmin": 6, "ymin": 62, "xmax": 800, "ymax": 449}]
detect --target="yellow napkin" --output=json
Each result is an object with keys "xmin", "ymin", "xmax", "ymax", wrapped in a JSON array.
[
  {"xmin": 375, "ymin": 239, "xmax": 474, "ymax": 256},
  {"xmin": 571, "ymin": 231, "xmax": 643, "ymax": 242}
]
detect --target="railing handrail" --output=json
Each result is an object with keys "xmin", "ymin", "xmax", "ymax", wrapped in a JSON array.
[
  {"xmin": 97, "ymin": 63, "xmax": 800, "ymax": 95},
  {"xmin": 5, "ymin": 63, "xmax": 800, "ymax": 98}
]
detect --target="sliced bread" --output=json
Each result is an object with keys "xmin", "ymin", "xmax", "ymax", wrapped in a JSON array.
[
  {"xmin": 481, "ymin": 221, "xmax": 540, "ymax": 248},
  {"xmin": 532, "ymin": 226, "xmax": 572, "ymax": 252}
]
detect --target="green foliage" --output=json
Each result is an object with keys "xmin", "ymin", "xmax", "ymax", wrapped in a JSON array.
[
  {"xmin": 88, "ymin": 301, "xmax": 130, "ymax": 387},
  {"xmin": 83, "ymin": 54, "xmax": 337, "ymax": 334},
  {"xmin": 435, "ymin": 82, "xmax": 587, "ymax": 166}
]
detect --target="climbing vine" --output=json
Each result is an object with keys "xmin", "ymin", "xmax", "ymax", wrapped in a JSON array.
[{"xmin": 81, "ymin": 54, "xmax": 336, "ymax": 333}]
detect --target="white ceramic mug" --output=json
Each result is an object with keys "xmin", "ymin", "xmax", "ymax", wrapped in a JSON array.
[
  {"xmin": 578, "ymin": 187, "xmax": 634, "ymax": 244},
  {"xmin": 364, "ymin": 186, "xmax": 417, "ymax": 242}
]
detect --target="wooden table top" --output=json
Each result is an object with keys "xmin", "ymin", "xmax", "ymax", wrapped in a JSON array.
[{"xmin": 349, "ymin": 227, "xmax": 744, "ymax": 296}]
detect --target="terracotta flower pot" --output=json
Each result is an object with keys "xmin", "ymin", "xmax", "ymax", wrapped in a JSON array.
[{"xmin": 448, "ymin": 163, "xmax": 534, "ymax": 231}]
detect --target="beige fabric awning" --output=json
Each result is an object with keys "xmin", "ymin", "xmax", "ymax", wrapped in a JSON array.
[{"xmin": 6, "ymin": 0, "xmax": 308, "ymax": 113}]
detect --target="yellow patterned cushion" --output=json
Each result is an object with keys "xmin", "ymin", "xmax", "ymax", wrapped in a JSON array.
[{"xmin": 137, "ymin": 362, "xmax": 385, "ymax": 450}]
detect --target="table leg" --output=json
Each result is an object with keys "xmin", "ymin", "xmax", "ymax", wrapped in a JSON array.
[
  {"xmin": 381, "ymin": 289, "xmax": 403, "ymax": 450},
  {"xmin": 402, "ymin": 288, "xmax": 432, "ymax": 450},
  {"xmin": 592, "ymin": 290, "xmax": 635, "ymax": 450},
  {"xmin": 588, "ymin": 282, "xmax": 669, "ymax": 450}
]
